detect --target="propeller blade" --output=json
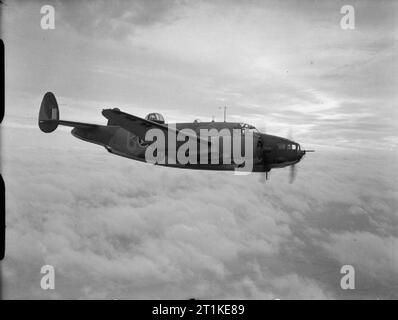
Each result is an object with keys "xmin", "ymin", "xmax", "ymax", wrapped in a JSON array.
[
  {"xmin": 289, "ymin": 164, "xmax": 296, "ymax": 184},
  {"xmin": 259, "ymin": 157, "xmax": 268, "ymax": 183},
  {"xmin": 287, "ymin": 128, "xmax": 293, "ymax": 141}
]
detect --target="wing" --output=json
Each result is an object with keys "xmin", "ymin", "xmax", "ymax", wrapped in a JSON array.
[{"xmin": 102, "ymin": 108, "xmax": 211, "ymax": 146}]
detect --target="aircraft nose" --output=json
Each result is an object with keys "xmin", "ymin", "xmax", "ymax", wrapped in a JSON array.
[{"xmin": 297, "ymin": 150, "xmax": 305, "ymax": 161}]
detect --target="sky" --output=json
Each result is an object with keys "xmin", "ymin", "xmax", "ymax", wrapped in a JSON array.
[{"xmin": 1, "ymin": 0, "xmax": 397, "ymax": 299}]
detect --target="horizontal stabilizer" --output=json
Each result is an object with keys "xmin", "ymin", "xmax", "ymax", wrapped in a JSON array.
[
  {"xmin": 58, "ymin": 120, "xmax": 98, "ymax": 129},
  {"xmin": 38, "ymin": 92, "xmax": 98, "ymax": 133}
]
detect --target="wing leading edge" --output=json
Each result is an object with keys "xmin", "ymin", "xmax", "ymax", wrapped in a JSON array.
[{"xmin": 102, "ymin": 108, "xmax": 211, "ymax": 146}]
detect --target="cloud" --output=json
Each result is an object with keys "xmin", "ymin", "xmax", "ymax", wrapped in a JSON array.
[
  {"xmin": 54, "ymin": 0, "xmax": 185, "ymax": 39},
  {"xmin": 2, "ymin": 125, "xmax": 397, "ymax": 299},
  {"xmin": 5, "ymin": 0, "xmax": 184, "ymax": 38},
  {"xmin": 3, "ymin": 0, "xmax": 397, "ymax": 149},
  {"xmin": 2, "ymin": 0, "xmax": 397, "ymax": 299},
  {"xmin": 321, "ymin": 232, "xmax": 398, "ymax": 298}
]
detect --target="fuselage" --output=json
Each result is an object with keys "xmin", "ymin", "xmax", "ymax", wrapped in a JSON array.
[{"xmin": 71, "ymin": 121, "xmax": 305, "ymax": 172}]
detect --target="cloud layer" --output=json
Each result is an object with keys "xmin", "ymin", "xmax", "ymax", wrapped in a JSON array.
[
  {"xmin": 1, "ymin": 0, "xmax": 397, "ymax": 299},
  {"xmin": 2, "ymin": 127, "xmax": 397, "ymax": 299},
  {"xmin": 3, "ymin": 0, "xmax": 398, "ymax": 149}
]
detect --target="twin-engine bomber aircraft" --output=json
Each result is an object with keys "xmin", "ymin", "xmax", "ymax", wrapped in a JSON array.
[{"xmin": 38, "ymin": 92, "xmax": 313, "ymax": 182}]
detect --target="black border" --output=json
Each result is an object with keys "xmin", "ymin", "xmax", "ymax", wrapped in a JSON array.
[
  {"xmin": 0, "ymin": 38, "xmax": 5, "ymax": 262},
  {"xmin": 0, "ymin": 300, "xmax": 393, "ymax": 318}
]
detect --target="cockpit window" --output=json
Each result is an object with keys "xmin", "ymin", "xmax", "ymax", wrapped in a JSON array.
[
  {"xmin": 145, "ymin": 113, "xmax": 165, "ymax": 123},
  {"xmin": 285, "ymin": 143, "xmax": 299, "ymax": 150},
  {"xmin": 240, "ymin": 123, "xmax": 259, "ymax": 134}
]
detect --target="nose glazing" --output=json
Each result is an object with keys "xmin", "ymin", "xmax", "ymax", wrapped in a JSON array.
[{"xmin": 297, "ymin": 150, "xmax": 305, "ymax": 161}]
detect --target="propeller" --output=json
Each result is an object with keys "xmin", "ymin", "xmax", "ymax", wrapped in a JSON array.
[
  {"xmin": 257, "ymin": 123, "xmax": 314, "ymax": 183},
  {"xmin": 287, "ymin": 128, "xmax": 297, "ymax": 184},
  {"xmin": 287, "ymin": 128, "xmax": 309, "ymax": 184},
  {"xmin": 287, "ymin": 128, "xmax": 293, "ymax": 141},
  {"xmin": 289, "ymin": 163, "xmax": 296, "ymax": 184},
  {"xmin": 289, "ymin": 149, "xmax": 315, "ymax": 183},
  {"xmin": 257, "ymin": 120, "xmax": 269, "ymax": 183},
  {"xmin": 259, "ymin": 139, "xmax": 268, "ymax": 183}
]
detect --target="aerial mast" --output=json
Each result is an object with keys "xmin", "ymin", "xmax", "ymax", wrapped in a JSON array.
[{"xmin": 219, "ymin": 106, "xmax": 227, "ymax": 122}]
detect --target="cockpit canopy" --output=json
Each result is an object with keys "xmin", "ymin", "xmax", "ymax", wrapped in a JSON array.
[
  {"xmin": 145, "ymin": 113, "xmax": 165, "ymax": 124},
  {"xmin": 240, "ymin": 123, "xmax": 259, "ymax": 134}
]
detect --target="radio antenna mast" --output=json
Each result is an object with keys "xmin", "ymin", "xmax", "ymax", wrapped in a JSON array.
[{"xmin": 219, "ymin": 106, "xmax": 227, "ymax": 122}]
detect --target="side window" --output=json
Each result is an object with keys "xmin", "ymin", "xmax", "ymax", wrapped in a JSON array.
[{"xmin": 277, "ymin": 143, "xmax": 286, "ymax": 150}]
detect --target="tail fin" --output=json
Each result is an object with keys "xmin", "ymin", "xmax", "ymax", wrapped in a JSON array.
[{"xmin": 38, "ymin": 92, "xmax": 59, "ymax": 133}]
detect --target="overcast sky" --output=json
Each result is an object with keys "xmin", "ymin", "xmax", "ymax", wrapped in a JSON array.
[
  {"xmin": 1, "ymin": 0, "xmax": 397, "ymax": 299},
  {"xmin": 3, "ymin": 0, "xmax": 397, "ymax": 148}
]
